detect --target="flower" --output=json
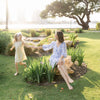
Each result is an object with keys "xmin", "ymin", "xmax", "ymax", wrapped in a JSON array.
[
  {"xmin": 61, "ymin": 87, "xmax": 64, "ymax": 90},
  {"xmin": 54, "ymin": 84, "xmax": 58, "ymax": 88},
  {"xmin": 40, "ymin": 62, "xmax": 43, "ymax": 64}
]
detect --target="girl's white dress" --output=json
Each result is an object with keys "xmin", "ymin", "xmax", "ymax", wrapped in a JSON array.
[
  {"xmin": 42, "ymin": 41, "xmax": 67, "ymax": 68},
  {"xmin": 14, "ymin": 41, "xmax": 27, "ymax": 63}
]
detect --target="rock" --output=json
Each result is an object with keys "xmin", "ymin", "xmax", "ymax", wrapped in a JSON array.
[
  {"xmin": 65, "ymin": 40, "xmax": 73, "ymax": 47},
  {"xmin": 64, "ymin": 37, "xmax": 69, "ymax": 40},
  {"xmin": 81, "ymin": 62, "xmax": 87, "ymax": 67},
  {"xmin": 33, "ymin": 39, "xmax": 40, "ymax": 42}
]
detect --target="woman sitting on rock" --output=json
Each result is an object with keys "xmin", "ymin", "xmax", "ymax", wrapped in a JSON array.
[{"xmin": 33, "ymin": 31, "xmax": 74, "ymax": 90}]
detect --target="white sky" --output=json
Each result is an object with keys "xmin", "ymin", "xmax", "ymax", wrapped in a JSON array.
[{"xmin": 0, "ymin": 0, "xmax": 100, "ymax": 22}]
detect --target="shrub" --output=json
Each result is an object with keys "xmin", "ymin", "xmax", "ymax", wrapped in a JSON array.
[
  {"xmin": 21, "ymin": 29, "xmax": 30, "ymax": 33},
  {"xmin": 22, "ymin": 32, "xmax": 30, "ymax": 37},
  {"xmin": 5, "ymin": 42, "xmax": 15, "ymax": 56},
  {"xmin": 0, "ymin": 32, "xmax": 12, "ymax": 54},
  {"xmin": 30, "ymin": 30, "xmax": 40, "ymax": 37},
  {"xmin": 61, "ymin": 29, "xmax": 65, "ymax": 32},
  {"xmin": 24, "ymin": 47, "xmax": 33, "ymax": 56},
  {"xmin": 45, "ymin": 29, "xmax": 51, "ymax": 36},
  {"xmin": 68, "ymin": 47, "xmax": 84, "ymax": 66},
  {"xmin": 23, "ymin": 57, "xmax": 56, "ymax": 83},
  {"xmin": 69, "ymin": 33, "xmax": 77, "ymax": 46},
  {"xmin": 5, "ymin": 42, "xmax": 34, "ymax": 56},
  {"xmin": 76, "ymin": 47, "xmax": 84, "ymax": 66},
  {"xmin": 75, "ymin": 28, "xmax": 83, "ymax": 33},
  {"xmin": 96, "ymin": 23, "xmax": 100, "ymax": 30}
]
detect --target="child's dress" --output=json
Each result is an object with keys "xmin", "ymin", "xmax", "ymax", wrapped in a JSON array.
[
  {"xmin": 42, "ymin": 41, "xmax": 67, "ymax": 68},
  {"xmin": 14, "ymin": 41, "xmax": 27, "ymax": 63}
]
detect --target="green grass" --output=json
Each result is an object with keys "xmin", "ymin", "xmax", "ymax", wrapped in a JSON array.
[{"xmin": 0, "ymin": 31, "xmax": 100, "ymax": 100}]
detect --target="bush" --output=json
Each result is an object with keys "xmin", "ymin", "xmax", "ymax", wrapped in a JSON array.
[
  {"xmin": 5, "ymin": 42, "xmax": 34, "ymax": 56},
  {"xmin": 30, "ymin": 30, "xmax": 40, "ymax": 37},
  {"xmin": 22, "ymin": 32, "xmax": 30, "ymax": 37},
  {"xmin": 45, "ymin": 29, "xmax": 51, "ymax": 36},
  {"xmin": 75, "ymin": 28, "xmax": 83, "ymax": 33},
  {"xmin": 69, "ymin": 33, "xmax": 77, "ymax": 46},
  {"xmin": 23, "ymin": 57, "xmax": 56, "ymax": 83},
  {"xmin": 61, "ymin": 29, "xmax": 65, "ymax": 32},
  {"xmin": 96, "ymin": 23, "xmax": 100, "ymax": 30},
  {"xmin": 5, "ymin": 42, "xmax": 15, "ymax": 56},
  {"xmin": 0, "ymin": 32, "xmax": 12, "ymax": 54},
  {"xmin": 76, "ymin": 47, "xmax": 84, "ymax": 66},
  {"xmin": 68, "ymin": 47, "xmax": 84, "ymax": 66},
  {"xmin": 21, "ymin": 29, "xmax": 30, "ymax": 33}
]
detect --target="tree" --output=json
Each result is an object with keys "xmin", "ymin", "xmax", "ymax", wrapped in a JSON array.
[
  {"xmin": 40, "ymin": 0, "xmax": 100, "ymax": 30},
  {"xmin": 6, "ymin": 0, "xmax": 8, "ymax": 29}
]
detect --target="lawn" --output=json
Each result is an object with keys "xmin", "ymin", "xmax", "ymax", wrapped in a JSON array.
[{"xmin": 0, "ymin": 31, "xmax": 100, "ymax": 100}]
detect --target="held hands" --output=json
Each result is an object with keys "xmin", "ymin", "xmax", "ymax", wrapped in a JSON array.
[{"xmin": 10, "ymin": 48, "xmax": 13, "ymax": 51}]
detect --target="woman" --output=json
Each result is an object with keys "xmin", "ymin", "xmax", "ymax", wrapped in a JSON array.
[{"xmin": 33, "ymin": 31, "xmax": 74, "ymax": 90}]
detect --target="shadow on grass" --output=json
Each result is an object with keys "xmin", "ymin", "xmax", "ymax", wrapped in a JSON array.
[
  {"xmin": 16, "ymin": 68, "xmax": 100, "ymax": 100},
  {"xmin": 78, "ymin": 32, "xmax": 100, "ymax": 40}
]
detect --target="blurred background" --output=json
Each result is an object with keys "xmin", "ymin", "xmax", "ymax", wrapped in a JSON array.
[{"xmin": 0, "ymin": 0, "xmax": 100, "ymax": 29}]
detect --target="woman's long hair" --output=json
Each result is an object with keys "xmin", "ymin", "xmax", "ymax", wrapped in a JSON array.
[{"xmin": 56, "ymin": 31, "xmax": 64, "ymax": 43}]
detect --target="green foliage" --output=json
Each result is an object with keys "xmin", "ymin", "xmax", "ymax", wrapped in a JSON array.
[
  {"xmin": 45, "ymin": 29, "xmax": 51, "ymax": 36},
  {"xmin": 30, "ymin": 30, "xmax": 40, "ymax": 37},
  {"xmin": 96, "ymin": 23, "xmax": 100, "ymax": 30},
  {"xmin": 69, "ymin": 33, "xmax": 78, "ymax": 46},
  {"xmin": 5, "ymin": 42, "xmax": 15, "ymax": 56},
  {"xmin": 5, "ymin": 42, "xmax": 34, "ymax": 56},
  {"xmin": 0, "ymin": 32, "xmax": 12, "ymax": 54},
  {"xmin": 75, "ymin": 29, "xmax": 83, "ymax": 33},
  {"xmin": 40, "ymin": 0, "xmax": 100, "ymax": 29},
  {"xmin": 23, "ymin": 57, "xmax": 56, "ymax": 83},
  {"xmin": 61, "ymin": 29, "xmax": 65, "ymax": 32},
  {"xmin": 22, "ymin": 32, "xmax": 31, "ymax": 37},
  {"xmin": 68, "ymin": 47, "xmax": 84, "ymax": 66},
  {"xmin": 76, "ymin": 47, "xmax": 84, "ymax": 66},
  {"xmin": 21, "ymin": 29, "xmax": 30, "ymax": 33}
]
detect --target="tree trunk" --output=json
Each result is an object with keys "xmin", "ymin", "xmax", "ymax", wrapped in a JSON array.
[
  {"xmin": 6, "ymin": 0, "xmax": 8, "ymax": 30},
  {"xmin": 82, "ymin": 23, "xmax": 89, "ymax": 30}
]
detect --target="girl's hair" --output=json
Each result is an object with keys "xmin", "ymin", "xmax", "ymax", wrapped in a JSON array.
[
  {"xmin": 14, "ymin": 32, "xmax": 22, "ymax": 42},
  {"xmin": 56, "ymin": 31, "xmax": 64, "ymax": 43}
]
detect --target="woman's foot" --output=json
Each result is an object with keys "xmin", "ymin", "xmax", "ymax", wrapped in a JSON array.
[
  {"xmin": 14, "ymin": 72, "xmax": 19, "ymax": 76},
  {"xmin": 68, "ymin": 85, "xmax": 73, "ymax": 90}
]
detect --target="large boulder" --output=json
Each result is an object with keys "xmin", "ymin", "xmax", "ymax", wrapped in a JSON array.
[{"xmin": 65, "ymin": 40, "xmax": 73, "ymax": 47}]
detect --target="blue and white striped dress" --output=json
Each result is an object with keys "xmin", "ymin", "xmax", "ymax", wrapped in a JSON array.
[{"xmin": 42, "ymin": 41, "xmax": 67, "ymax": 68}]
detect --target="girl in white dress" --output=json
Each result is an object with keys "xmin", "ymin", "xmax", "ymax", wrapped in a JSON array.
[{"xmin": 10, "ymin": 32, "xmax": 27, "ymax": 76}]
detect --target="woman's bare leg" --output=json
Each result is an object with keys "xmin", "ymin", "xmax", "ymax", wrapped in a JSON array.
[
  {"xmin": 14, "ymin": 62, "xmax": 19, "ymax": 76},
  {"xmin": 57, "ymin": 65, "xmax": 73, "ymax": 90},
  {"xmin": 19, "ymin": 62, "xmax": 27, "ymax": 68},
  {"xmin": 61, "ymin": 64, "xmax": 74, "ymax": 83}
]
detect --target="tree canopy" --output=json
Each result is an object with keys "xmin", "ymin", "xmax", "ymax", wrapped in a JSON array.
[{"xmin": 40, "ymin": 0, "xmax": 100, "ymax": 30}]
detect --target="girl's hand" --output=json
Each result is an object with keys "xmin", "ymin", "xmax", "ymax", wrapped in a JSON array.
[
  {"xmin": 10, "ymin": 48, "xmax": 13, "ymax": 51},
  {"xmin": 32, "ymin": 46, "xmax": 38, "ymax": 49}
]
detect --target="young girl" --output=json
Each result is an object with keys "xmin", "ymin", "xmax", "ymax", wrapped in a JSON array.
[
  {"xmin": 10, "ymin": 32, "xmax": 27, "ymax": 76},
  {"xmin": 32, "ymin": 31, "xmax": 74, "ymax": 90}
]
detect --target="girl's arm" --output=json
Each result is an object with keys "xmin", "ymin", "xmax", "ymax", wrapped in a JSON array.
[
  {"xmin": 10, "ymin": 45, "xmax": 15, "ymax": 51},
  {"xmin": 22, "ymin": 40, "xmax": 32, "ymax": 48}
]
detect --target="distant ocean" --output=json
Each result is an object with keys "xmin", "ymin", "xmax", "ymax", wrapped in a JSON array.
[{"xmin": 0, "ymin": 23, "xmax": 97, "ymax": 29}]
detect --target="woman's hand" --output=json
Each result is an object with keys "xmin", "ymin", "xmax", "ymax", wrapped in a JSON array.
[{"xmin": 58, "ymin": 58, "xmax": 63, "ymax": 65}]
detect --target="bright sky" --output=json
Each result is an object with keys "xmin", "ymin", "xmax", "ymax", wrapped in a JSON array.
[{"xmin": 0, "ymin": 0, "xmax": 100, "ymax": 22}]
